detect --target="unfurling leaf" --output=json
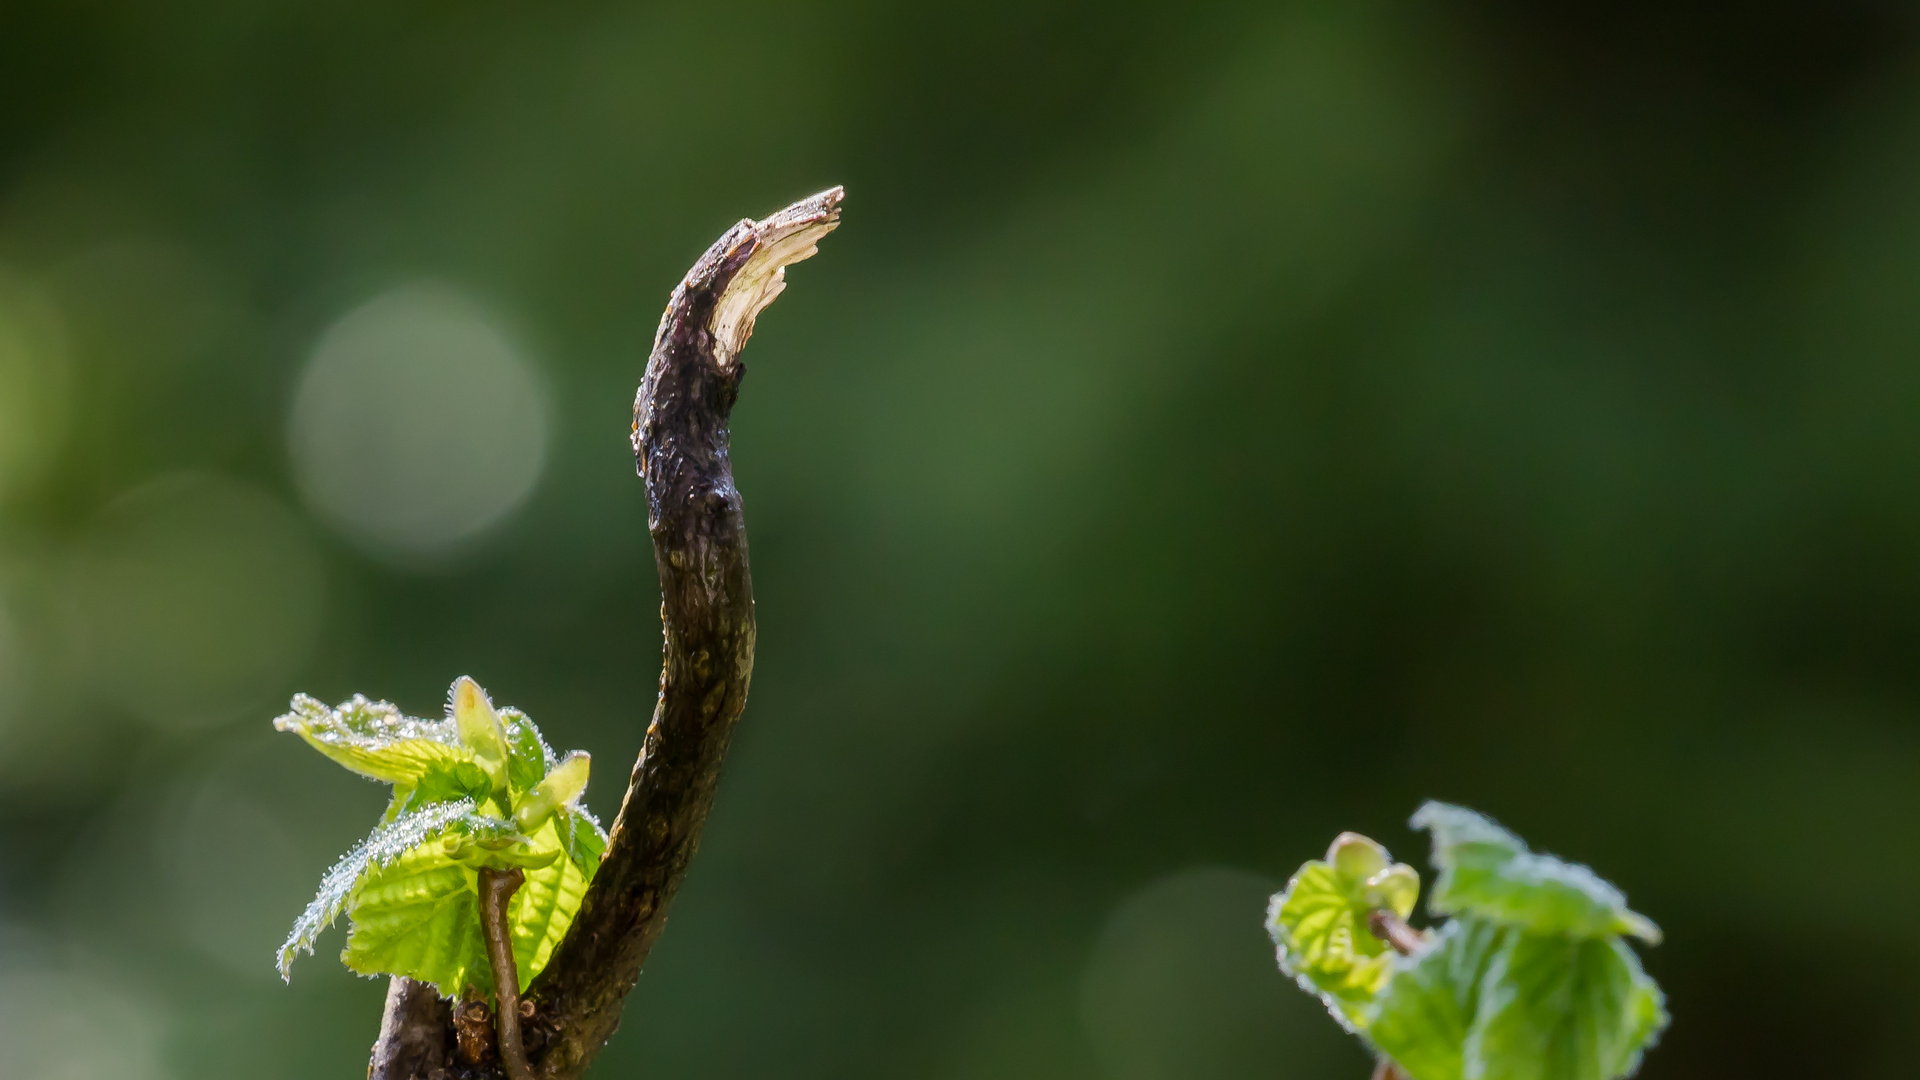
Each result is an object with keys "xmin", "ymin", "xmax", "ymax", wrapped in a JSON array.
[
  {"xmin": 276, "ymin": 677, "xmax": 610, "ymax": 998},
  {"xmin": 273, "ymin": 694, "xmax": 466, "ymax": 786},
  {"xmin": 1462, "ymin": 931, "xmax": 1667, "ymax": 1080},
  {"xmin": 558, "ymin": 804, "xmax": 608, "ymax": 880},
  {"xmin": 1266, "ymin": 831, "xmax": 1421, "ymax": 1030},
  {"xmin": 502, "ymin": 707, "xmax": 555, "ymax": 797},
  {"xmin": 393, "ymin": 759, "xmax": 494, "ymax": 818},
  {"xmin": 277, "ymin": 799, "xmax": 479, "ymax": 981},
  {"xmin": 450, "ymin": 675, "xmax": 510, "ymax": 796},
  {"xmin": 514, "ymin": 750, "xmax": 590, "ymax": 833},
  {"xmin": 341, "ymin": 808, "xmax": 591, "ymax": 996},
  {"xmin": 1367, "ymin": 918, "xmax": 1509, "ymax": 1080}
]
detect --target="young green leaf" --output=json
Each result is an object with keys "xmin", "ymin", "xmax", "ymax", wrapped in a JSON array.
[
  {"xmin": 1463, "ymin": 932, "xmax": 1668, "ymax": 1080},
  {"xmin": 392, "ymin": 759, "xmax": 495, "ymax": 818},
  {"xmin": 274, "ymin": 694, "xmax": 468, "ymax": 786},
  {"xmin": 501, "ymin": 707, "xmax": 555, "ymax": 798},
  {"xmin": 1266, "ymin": 831, "xmax": 1421, "ymax": 1030},
  {"xmin": 1411, "ymin": 803, "xmax": 1660, "ymax": 943},
  {"xmin": 502, "ymin": 812, "xmax": 594, "ymax": 992},
  {"xmin": 1366, "ymin": 917, "xmax": 1510, "ymax": 1080},
  {"xmin": 438, "ymin": 811, "xmax": 555, "ymax": 871},
  {"xmin": 343, "ymin": 844, "xmax": 490, "ymax": 998},
  {"xmin": 557, "ymin": 804, "xmax": 608, "ymax": 880},
  {"xmin": 277, "ymin": 676, "xmax": 609, "ymax": 998},
  {"xmin": 513, "ymin": 750, "xmax": 590, "ymax": 833},
  {"xmin": 277, "ymin": 798, "xmax": 480, "ymax": 981},
  {"xmin": 343, "ymin": 810, "xmax": 591, "ymax": 996},
  {"xmin": 450, "ymin": 676, "xmax": 511, "ymax": 797},
  {"xmin": 1410, "ymin": 801, "xmax": 1526, "ymax": 860}
]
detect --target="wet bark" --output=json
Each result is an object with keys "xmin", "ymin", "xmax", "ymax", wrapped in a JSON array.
[
  {"xmin": 367, "ymin": 187, "xmax": 843, "ymax": 1080},
  {"xmin": 370, "ymin": 977, "xmax": 456, "ymax": 1079}
]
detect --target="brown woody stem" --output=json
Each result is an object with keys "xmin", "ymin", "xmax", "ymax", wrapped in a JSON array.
[
  {"xmin": 479, "ymin": 868, "xmax": 534, "ymax": 1080},
  {"xmin": 1367, "ymin": 908, "xmax": 1425, "ymax": 957},
  {"xmin": 366, "ymin": 187, "xmax": 843, "ymax": 1080}
]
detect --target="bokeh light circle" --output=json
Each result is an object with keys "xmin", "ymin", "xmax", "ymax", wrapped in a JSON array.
[
  {"xmin": 289, "ymin": 282, "xmax": 549, "ymax": 561},
  {"xmin": 1080, "ymin": 868, "xmax": 1337, "ymax": 1080}
]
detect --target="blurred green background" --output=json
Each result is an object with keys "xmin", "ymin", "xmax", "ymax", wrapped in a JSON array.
[{"xmin": 1, "ymin": 1, "xmax": 1917, "ymax": 1077}]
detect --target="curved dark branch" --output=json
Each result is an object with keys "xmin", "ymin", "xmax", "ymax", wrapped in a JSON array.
[{"xmin": 368, "ymin": 187, "xmax": 843, "ymax": 1080}]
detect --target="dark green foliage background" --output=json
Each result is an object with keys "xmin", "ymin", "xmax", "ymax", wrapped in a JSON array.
[{"xmin": 0, "ymin": 2, "xmax": 1915, "ymax": 1078}]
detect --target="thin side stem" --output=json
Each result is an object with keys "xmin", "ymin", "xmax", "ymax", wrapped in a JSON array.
[
  {"xmin": 1364, "ymin": 909, "xmax": 1421, "ymax": 1080},
  {"xmin": 1367, "ymin": 909, "xmax": 1425, "ymax": 957},
  {"xmin": 479, "ymin": 867, "xmax": 534, "ymax": 1080}
]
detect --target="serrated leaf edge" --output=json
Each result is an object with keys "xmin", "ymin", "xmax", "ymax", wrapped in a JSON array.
[{"xmin": 277, "ymin": 798, "xmax": 480, "ymax": 980}]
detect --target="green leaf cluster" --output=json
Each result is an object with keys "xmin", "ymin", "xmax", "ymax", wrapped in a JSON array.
[
  {"xmin": 1267, "ymin": 803, "xmax": 1667, "ymax": 1080},
  {"xmin": 275, "ymin": 676, "xmax": 608, "ymax": 999}
]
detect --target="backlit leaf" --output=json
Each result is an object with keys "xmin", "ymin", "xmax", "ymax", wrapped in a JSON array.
[
  {"xmin": 1267, "ymin": 832, "xmax": 1421, "ymax": 1030},
  {"xmin": 1462, "ymin": 932, "xmax": 1668, "ymax": 1080},
  {"xmin": 450, "ymin": 676, "xmax": 510, "ymax": 796},
  {"xmin": 343, "ymin": 846, "xmax": 488, "ymax": 998},
  {"xmin": 274, "ymin": 693, "xmax": 468, "ymax": 786},
  {"xmin": 1365, "ymin": 917, "xmax": 1509, "ymax": 1080},
  {"xmin": 1411, "ymin": 803, "xmax": 1660, "ymax": 943},
  {"xmin": 277, "ymin": 798, "xmax": 479, "ymax": 980},
  {"xmin": 394, "ymin": 759, "xmax": 495, "ymax": 818},
  {"xmin": 342, "ymin": 809, "xmax": 594, "ymax": 995},
  {"xmin": 558, "ymin": 805, "xmax": 607, "ymax": 881},
  {"xmin": 503, "ymin": 814, "xmax": 592, "ymax": 993},
  {"xmin": 513, "ymin": 750, "xmax": 589, "ymax": 833},
  {"xmin": 502, "ymin": 707, "xmax": 554, "ymax": 797},
  {"xmin": 279, "ymin": 676, "xmax": 608, "ymax": 997}
]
